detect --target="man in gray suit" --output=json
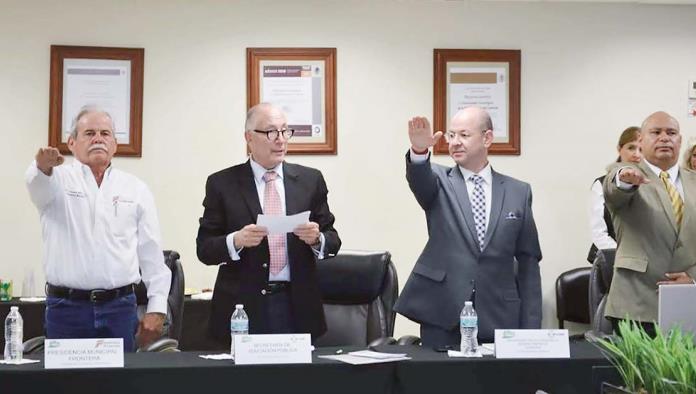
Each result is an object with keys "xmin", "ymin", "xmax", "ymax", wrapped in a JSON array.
[
  {"xmin": 395, "ymin": 107, "xmax": 542, "ymax": 347},
  {"xmin": 603, "ymin": 111, "xmax": 696, "ymax": 335}
]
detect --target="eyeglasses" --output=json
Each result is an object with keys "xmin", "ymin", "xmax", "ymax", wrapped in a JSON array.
[
  {"xmin": 253, "ymin": 128, "xmax": 295, "ymax": 141},
  {"xmin": 444, "ymin": 129, "xmax": 485, "ymax": 143}
]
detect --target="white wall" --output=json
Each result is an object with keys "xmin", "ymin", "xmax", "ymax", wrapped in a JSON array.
[{"xmin": 1, "ymin": 0, "xmax": 695, "ymax": 337}]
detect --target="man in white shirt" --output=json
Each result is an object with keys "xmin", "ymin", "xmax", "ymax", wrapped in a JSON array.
[
  {"xmin": 603, "ymin": 111, "xmax": 696, "ymax": 336},
  {"xmin": 394, "ymin": 107, "xmax": 542, "ymax": 347},
  {"xmin": 26, "ymin": 106, "xmax": 171, "ymax": 351}
]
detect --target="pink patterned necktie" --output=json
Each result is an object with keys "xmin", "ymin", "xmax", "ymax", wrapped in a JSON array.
[{"xmin": 263, "ymin": 171, "xmax": 286, "ymax": 274}]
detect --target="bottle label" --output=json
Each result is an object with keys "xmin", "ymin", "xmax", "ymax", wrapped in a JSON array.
[
  {"xmin": 231, "ymin": 320, "xmax": 249, "ymax": 332},
  {"xmin": 461, "ymin": 316, "xmax": 477, "ymax": 328}
]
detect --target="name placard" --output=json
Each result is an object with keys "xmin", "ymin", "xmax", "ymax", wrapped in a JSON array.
[
  {"xmin": 44, "ymin": 338, "xmax": 124, "ymax": 369},
  {"xmin": 234, "ymin": 334, "xmax": 312, "ymax": 365},
  {"xmin": 494, "ymin": 329, "xmax": 570, "ymax": 359}
]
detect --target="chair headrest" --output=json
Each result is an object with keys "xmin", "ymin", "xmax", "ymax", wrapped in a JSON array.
[
  {"xmin": 558, "ymin": 267, "xmax": 591, "ymax": 285},
  {"xmin": 317, "ymin": 250, "xmax": 391, "ymax": 304},
  {"xmin": 163, "ymin": 250, "xmax": 180, "ymax": 270}
]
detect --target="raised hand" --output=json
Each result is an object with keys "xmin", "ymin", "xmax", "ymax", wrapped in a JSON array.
[
  {"xmin": 618, "ymin": 168, "xmax": 650, "ymax": 186},
  {"xmin": 408, "ymin": 116, "xmax": 443, "ymax": 152},
  {"xmin": 35, "ymin": 147, "xmax": 64, "ymax": 175}
]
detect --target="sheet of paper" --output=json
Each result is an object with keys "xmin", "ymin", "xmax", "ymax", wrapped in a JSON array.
[
  {"xmin": 348, "ymin": 350, "xmax": 408, "ymax": 359},
  {"xmin": 18, "ymin": 297, "xmax": 46, "ymax": 302},
  {"xmin": 0, "ymin": 358, "xmax": 41, "ymax": 365},
  {"xmin": 318, "ymin": 354, "xmax": 411, "ymax": 365},
  {"xmin": 199, "ymin": 353, "xmax": 234, "ymax": 360},
  {"xmin": 257, "ymin": 211, "xmax": 310, "ymax": 234},
  {"xmin": 190, "ymin": 292, "xmax": 213, "ymax": 300},
  {"xmin": 447, "ymin": 343, "xmax": 494, "ymax": 358},
  {"xmin": 260, "ymin": 61, "xmax": 326, "ymax": 142},
  {"xmin": 62, "ymin": 58, "xmax": 131, "ymax": 143},
  {"xmin": 448, "ymin": 349, "xmax": 482, "ymax": 358}
]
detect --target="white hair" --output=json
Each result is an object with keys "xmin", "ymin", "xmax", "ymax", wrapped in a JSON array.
[
  {"xmin": 69, "ymin": 105, "xmax": 115, "ymax": 138},
  {"xmin": 244, "ymin": 102, "xmax": 281, "ymax": 132}
]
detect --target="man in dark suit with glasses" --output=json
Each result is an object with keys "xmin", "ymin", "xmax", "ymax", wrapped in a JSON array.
[{"xmin": 197, "ymin": 103, "xmax": 341, "ymax": 345}]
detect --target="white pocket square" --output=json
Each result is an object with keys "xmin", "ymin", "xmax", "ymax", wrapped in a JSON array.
[{"xmin": 504, "ymin": 212, "xmax": 520, "ymax": 220}]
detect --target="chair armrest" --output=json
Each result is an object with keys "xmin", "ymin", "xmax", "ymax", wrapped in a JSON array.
[
  {"xmin": 397, "ymin": 335, "xmax": 421, "ymax": 345},
  {"xmin": 368, "ymin": 336, "xmax": 396, "ymax": 348},
  {"xmin": 22, "ymin": 336, "xmax": 46, "ymax": 355},
  {"xmin": 138, "ymin": 338, "xmax": 180, "ymax": 352}
]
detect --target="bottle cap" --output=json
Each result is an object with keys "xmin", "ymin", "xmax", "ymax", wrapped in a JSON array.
[
  {"xmin": 10, "ymin": 306, "xmax": 18, "ymax": 311},
  {"xmin": 235, "ymin": 304, "xmax": 244, "ymax": 309},
  {"xmin": 464, "ymin": 301, "xmax": 473, "ymax": 306}
]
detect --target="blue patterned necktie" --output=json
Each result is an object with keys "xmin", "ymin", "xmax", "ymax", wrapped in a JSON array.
[{"xmin": 469, "ymin": 174, "xmax": 486, "ymax": 250}]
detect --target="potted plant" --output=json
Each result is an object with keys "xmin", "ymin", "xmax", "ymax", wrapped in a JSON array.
[{"xmin": 590, "ymin": 320, "xmax": 696, "ymax": 393}]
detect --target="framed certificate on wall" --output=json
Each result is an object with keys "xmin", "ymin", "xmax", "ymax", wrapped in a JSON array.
[
  {"xmin": 434, "ymin": 49, "xmax": 521, "ymax": 155},
  {"xmin": 49, "ymin": 45, "xmax": 144, "ymax": 157},
  {"xmin": 247, "ymin": 48, "xmax": 337, "ymax": 155}
]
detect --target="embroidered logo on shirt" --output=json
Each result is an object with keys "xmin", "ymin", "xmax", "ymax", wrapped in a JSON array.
[{"xmin": 65, "ymin": 190, "xmax": 86, "ymax": 198}]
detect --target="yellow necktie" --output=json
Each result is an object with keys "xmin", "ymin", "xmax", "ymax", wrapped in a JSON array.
[{"xmin": 659, "ymin": 171, "xmax": 683, "ymax": 229}]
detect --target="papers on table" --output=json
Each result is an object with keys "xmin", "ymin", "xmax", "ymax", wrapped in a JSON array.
[
  {"xmin": 257, "ymin": 211, "xmax": 310, "ymax": 234},
  {"xmin": 319, "ymin": 350, "xmax": 410, "ymax": 365},
  {"xmin": 190, "ymin": 292, "xmax": 213, "ymax": 300},
  {"xmin": 18, "ymin": 297, "xmax": 46, "ymax": 302},
  {"xmin": 447, "ymin": 343, "xmax": 495, "ymax": 358},
  {"xmin": 199, "ymin": 353, "xmax": 234, "ymax": 360},
  {"xmin": 0, "ymin": 358, "xmax": 40, "ymax": 365}
]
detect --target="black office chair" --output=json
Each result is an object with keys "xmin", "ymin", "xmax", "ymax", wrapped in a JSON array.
[
  {"xmin": 314, "ymin": 250, "xmax": 398, "ymax": 347},
  {"xmin": 135, "ymin": 250, "xmax": 185, "ymax": 343},
  {"xmin": 589, "ymin": 249, "xmax": 615, "ymax": 336},
  {"xmin": 23, "ymin": 250, "xmax": 185, "ymax": 354},
  {"xmin": 555, "ymin": 267, "xmax": 592, "ymax": 329}
]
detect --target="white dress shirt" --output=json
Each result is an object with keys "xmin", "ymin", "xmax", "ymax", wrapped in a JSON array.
[
  {"xmin": 410, "ymin": 149, "xmax": 492, "ymax": 229},
  {"xmin": 225, "ymin": 158, "xmax": 326, "ymax": 282},
  {"xmin": 25, "ymin": 160, "xmax": 171, "ymax": 314},
  {"xmin": 589, "ymin": 179, "xmax": 617, "ymax": 250},
  {"xmin": 616, "ymin": 160, "xmax": 684, "ymax": 199}
]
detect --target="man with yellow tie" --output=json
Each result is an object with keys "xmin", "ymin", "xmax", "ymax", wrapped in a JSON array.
[{"xmin": 603, "ymin": 111, "xmax": 696, "ymax": 335}]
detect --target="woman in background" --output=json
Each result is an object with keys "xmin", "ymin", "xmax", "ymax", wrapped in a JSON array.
[
  {"xmin": 587, "ymin": 126, "xmax": 641, "ymax": 263},
  {"xmin": 681, "ymin": 138, "xmax": 696, "ymax": 171}
]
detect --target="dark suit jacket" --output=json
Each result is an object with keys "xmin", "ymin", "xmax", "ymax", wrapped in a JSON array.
[
  {"xmin": 587, "ymin": 175, "xmax": 616, "ymax": 263},
  {"xmin": 394, "ymin": 153, "xmax": 542, "ymax": 341},
  {"xmin": 196, "ymin": 160, "xmax": 341, "ymax": 340}
]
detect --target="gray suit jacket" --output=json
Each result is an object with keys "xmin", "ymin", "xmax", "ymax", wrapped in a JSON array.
[
  {"xmin": 603, "ymin": 161, "xmax": 696, "ymax": 322},
  {"xmin": 394, "ymin": 153, "xmax": 542, "ymax": 340}
]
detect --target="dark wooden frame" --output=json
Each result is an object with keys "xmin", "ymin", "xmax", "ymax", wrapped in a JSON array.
[
  {"xmin": 247, "ymin": 47, "xmax": 337, "ymax": 155},
  {"xmin": 49, "ymin": 45, "xmax": 144, "ymax": 157},
  {"xmin": 433, "ymin": 49, "xmax": 521, "ymax": 155}
]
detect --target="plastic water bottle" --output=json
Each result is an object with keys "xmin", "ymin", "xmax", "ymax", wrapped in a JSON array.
[
  {"xmin": 230, "ymin": 304, "xmax": 249, "ymax": 357},
  {"xmin": 4, "ymin": 306, "xmax": 23, "ymax": 362},
  {"xmin": 460, "ymin": 301, "xmax": 478, "ymax": 355}
]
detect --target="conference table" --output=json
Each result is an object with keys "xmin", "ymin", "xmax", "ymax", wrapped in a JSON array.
[
  {"xmin": 1, "ymin": 341, "xmax": 613, "ymax": 394},
  {"xmin": 2, "ymin": 298, "xmax": 616, "ymax": 393}
]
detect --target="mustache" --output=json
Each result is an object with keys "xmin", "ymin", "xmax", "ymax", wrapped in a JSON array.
[{"xmin": 88, "ymin": 144, "xmax": 108, "ymax": 152}]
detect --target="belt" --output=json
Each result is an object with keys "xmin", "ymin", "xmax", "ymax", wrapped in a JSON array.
[
  {"xmin": 264, "ymin": 281, "xmax": 291, "ymax": 295},
  {"xmin": 46, "ymin": 283, "xmax": 135, "ymax": 303}
]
